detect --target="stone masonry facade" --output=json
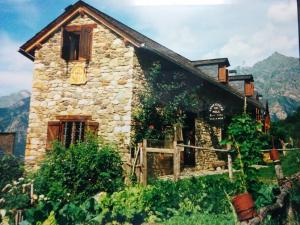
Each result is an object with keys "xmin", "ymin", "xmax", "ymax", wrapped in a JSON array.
[
  {"xmin": 194, "ymin": 118, "xmax": 222, "ymax": 170},
  {"xmin": 25, "ymin": 13, "xmax": 223, "ymax": 174},
  {"xmin": 25, "ymin": 15, "xmax": 145, "ymax": 169}
]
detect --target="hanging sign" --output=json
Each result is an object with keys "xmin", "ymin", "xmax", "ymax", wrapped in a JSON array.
[
  {"xmin": 69, "ymin": 65, "xmax": 87, "ymax": 85},
  {"xmin": 208, "ymin": 103, "xmax": 224, "ymax": 121}
]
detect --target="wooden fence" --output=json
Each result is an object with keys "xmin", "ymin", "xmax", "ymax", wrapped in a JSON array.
[
  {"xmin": 139, "ymin": 140, "xmax": 234, "ymax": 185},
  {"xmin": 140, "ymin": 139, "xmax": 182, "ymax": 185},
  {"xmin": 137, "ymin": 139, "xmax": 300, "ymax": 185}
]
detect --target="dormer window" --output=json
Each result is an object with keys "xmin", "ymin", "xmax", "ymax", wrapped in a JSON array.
[{"xmin": 61, "ymin": 24, "xmax": 96, "ymax": 61}]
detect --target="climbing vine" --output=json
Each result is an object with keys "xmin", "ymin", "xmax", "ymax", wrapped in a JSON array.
[
  {"xmin": 223, "ymin": 114, "xmax": 269, "ymax": 194},
  {"xmin": 132, "ymin": 61, "xmax": 203, "ymax": 143}
]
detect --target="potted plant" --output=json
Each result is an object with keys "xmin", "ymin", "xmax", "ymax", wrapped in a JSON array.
[
  {"xmin": 223, "ymin": 114, "xmax": 268, "ymax": 222},
  {"xmin": 231, "ymin": 144, "xmax": 257, "ymax": 221}
]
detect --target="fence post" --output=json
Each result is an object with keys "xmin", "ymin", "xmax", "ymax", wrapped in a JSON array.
[
  {"xmin": 270, "ymin": 148, "xmax": 284, "ymax": 180},
  {"xmin": 173, "ymin": 140, "xmax": 180, "ymax": 181},
  {"xmin": 142, "ymin": 139, "xmax": 148, "ymax": 185},
  {"xmin": 227, "ymin": 143, "xmax": 233, "ymax": 180}
]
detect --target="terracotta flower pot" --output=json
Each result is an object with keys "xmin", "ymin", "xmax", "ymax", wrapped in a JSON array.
[
  {"xmin": 148, "ymin": 124, "xmax": 155, "ymax": 129},
  {"xmin": 232, "ymin": 192, "xmax": 257, "ymax": 221},
  {"xmin": 270, "ymin": 148, "xmax": 280, "ymax": 162}
]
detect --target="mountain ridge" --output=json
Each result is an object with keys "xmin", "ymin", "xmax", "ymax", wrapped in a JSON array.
[{"xmin": 235, "ymin": 52, "xmax": 300, "ymax": 120}]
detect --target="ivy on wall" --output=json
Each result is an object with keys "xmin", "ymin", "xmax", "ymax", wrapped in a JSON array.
[{"xmin": 132, "ymin": 62, "xmax": 203, "ymax": 143}]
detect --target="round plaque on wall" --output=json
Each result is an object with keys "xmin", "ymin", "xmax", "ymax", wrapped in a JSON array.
[{"xmin": 69, "ymin": 65, "xmax": 87, "ymax": 85}]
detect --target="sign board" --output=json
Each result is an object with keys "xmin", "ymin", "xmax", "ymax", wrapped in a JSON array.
[
  {"xmin": 69, "ymin": 65, "xmax": 87, "ymax": 85},
  {"xmin": 208, "ymin": 103, "xmax": 224, "ymax": 122}
]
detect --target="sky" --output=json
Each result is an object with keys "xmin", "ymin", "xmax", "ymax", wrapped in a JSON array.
[{"xmin": 0, "ymin": 0, "xmax": 298, "ymax": 96}]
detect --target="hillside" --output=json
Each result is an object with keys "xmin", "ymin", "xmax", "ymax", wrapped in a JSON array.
[
  {"xmin": 0, "ymin": 90, "xmax": 30, "ymax": 156},
  {"xmin": 235, "ymin": 52, "xmax": 300, "ymax": 120}
]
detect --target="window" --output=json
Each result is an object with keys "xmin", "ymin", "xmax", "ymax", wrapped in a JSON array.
[
  {"xmin": 46, "ymin": 116, "xmax": 98, "ymax": 149},
  {"xmin": 62, "ymin": 121, "xmax": 85, "ymax": 148},
  {"xmin": 61, "ymin": 24, "xmax": 95, "ymax": 61}
]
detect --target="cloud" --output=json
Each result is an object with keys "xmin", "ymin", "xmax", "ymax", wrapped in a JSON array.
[
  {"xmin": 202, "ymin": 1, "xmax": 298, "ymax": 66},
  {"xmin": 204, "ymin": 23, "xmax": 298, "ymax": 66},
  {"xmin": 0, "ymin": 32, "xmax": 33, "ymax": 96},
  {"xmin": 0, "ymin": 0, "xmax": 298, "ymax": 97},
  {"xmin": 0, "ymin": 0, "xmax": 39, "ymax": 29},
  {"xmin": 89, "ymin": 0, "xmax": 298, "ymax": 66},
  {"xmin": 132, "ymin": 0, "xmax": 232, "ymax": 6},
  {"xmin": 268, "ymin": 0, "xmax": 297, "ymax": 23}
]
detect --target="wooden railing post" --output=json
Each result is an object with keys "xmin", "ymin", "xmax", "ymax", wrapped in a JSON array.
[
  {"xmin": 173, "ymin": 126, "xmax": 180, "ymax": 181},
  {"xmin": 173, "ymin": 141, "xmax": 180, "ymax": 181},
  {"xmin": 142, "ymin": 139, "xmax": 148, "ymax": 185},
  {"xmin": 227, "ymin": 143, "xmax": 233, "ymax": 180}
]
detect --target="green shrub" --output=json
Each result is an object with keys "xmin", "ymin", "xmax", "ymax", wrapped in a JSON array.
[
  {"xmin": 281, "ymin": 150, "xmax": 300, "ymax": 177},
  {"xmin": 95, "ymin": 174, "xmax": 241, "ymax": 224},
  {"xmin": 0, "ymin": 154, "xmax": 24, "ymax": 190},
  {"xmin": 164, "ymin": 212, "xmax": 234, "ymax": 225},
  {"xmin": 34, "ymin": 135, "xmax": 124, "ymax": 204},
  {"xmin": 254, "ymin": 184, "xmax": 278, "ymax": 209},
  {"xmin": 0, "ymin": 154, "xmax": 26, "ymax": 222}
]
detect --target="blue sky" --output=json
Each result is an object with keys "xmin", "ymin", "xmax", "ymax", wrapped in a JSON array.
[{"xmin": 0, "ymin": 0, "xmax": 298, "ymax": 96}]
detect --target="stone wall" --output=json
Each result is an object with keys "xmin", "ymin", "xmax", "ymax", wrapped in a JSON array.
[
  {"xmin": 194, "ymin": 117, "xmax": 222, "ymax": 170},
  {"xmin": 25, "ymin": 14, "xmax": 140, "ymax": 169}
]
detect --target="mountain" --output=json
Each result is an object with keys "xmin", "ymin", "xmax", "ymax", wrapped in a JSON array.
[
  {"xmin": 0, "ymin": 90, "xmax": 30, "ymax": 108},
  {"xmin": 235, "ymin": 52, "xmax": 300, "ymax": 120},
  {"xmin": 0, "ymin": 90, "xmax": 30, "ymax": 156}
]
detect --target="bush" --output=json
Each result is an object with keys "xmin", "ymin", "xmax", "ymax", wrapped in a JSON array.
[
  {"xmin": 0, "ymin": 154, "xmax": 24, "ymax": 190},
  {"xmin": 95, "ymin": 174, "xmax": 241, "ymax": 224},
  {"xmin": 0, "ymin": 178, "xmax": 31, "ymax": 214},
  {"xmin": 33, "ymin": 135, "xmax": 124, "ymax": 204},
  {"xmin": 281, "ymin": 150, "xmax": 300, "ymax": 177},
  {"xmin": 164, "ymin": 212, "xmax": 234, "ymax": 225}
]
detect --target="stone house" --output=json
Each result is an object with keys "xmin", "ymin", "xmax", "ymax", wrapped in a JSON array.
[{"xmin": 19, "ymin": 1, "xmax": 263, "ymax": 173}]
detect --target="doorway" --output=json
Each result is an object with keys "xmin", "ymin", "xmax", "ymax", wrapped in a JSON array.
[{"xmin": 183, "ymin": 112, "xmax": 196, "ymax": 167}]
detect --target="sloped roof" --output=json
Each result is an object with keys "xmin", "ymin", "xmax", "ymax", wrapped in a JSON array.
[
  {"xmin": 191, "ymin": 58, "xmax": 230, "ymax": 67},
  {"xmin": 19, "ymin": 0, "xmax": 263, "ymax": 109},
  {"xmin": 229, "ymin": 75, "xmax": 254, "ymax": 82}
]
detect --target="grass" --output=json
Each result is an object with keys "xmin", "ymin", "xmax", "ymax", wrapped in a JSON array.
[
  {"xmin": 257, "ymin": 165, "xmax": 276, "ymax": 183},
  {"xmin": 257, "ymin": 150, "xmax": 300, "ymax": 183},
  {"xmin": 164, "ymin": 213, "xmax": 234, "ymax": 225}
]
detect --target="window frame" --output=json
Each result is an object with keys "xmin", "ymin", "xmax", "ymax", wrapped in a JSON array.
[
  {"xmin": 61, "ymin": 24, "xmax": 96, "ymax": 62},
  {"xmin": 46, "ymin": 115, "xmax": 98, "ymax": 150}
]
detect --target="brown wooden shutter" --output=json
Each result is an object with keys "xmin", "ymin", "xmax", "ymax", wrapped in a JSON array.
[
  {"xmin": 61, "ymin": 29, "xmax": 70, "ymax": 61},
  {"xmin": 86, "ymin": 121, "xmax": 99, "ymax": 136},
  {"xmin": 46, "ymin": 121, "xmax": 61, "ymax": 150},
  {"xmin": 79, "ymin": 27, "xmax": 92, "ymax": 60},
  {"xmin": 218, "ymin": 66, "xmax": 228, "ymax": 83},
  {"xmin": 244, "ymin": 81, "xmax": 254, "ymax": 97}
]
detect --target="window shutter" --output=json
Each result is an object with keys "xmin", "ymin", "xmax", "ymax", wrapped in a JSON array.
[
  {"xmin": 218, "ymin": 66, "xmax": 228, "ymax": 83},
  {"xmin": 46, "ymin": 121, "xmax": 61, "ymax": 150},
  {"xmin": 61, "ymin": 29, "xmax": 70, "ymax": 61},
  {"xmin": 244, "ymin": 81, "xmax": 254, "ymax": 97},
  {"xmin": 79, "ymin": 27, "xmax": 92, "ymax": 60},
  {"xmin": 86, "ymin": 121, "xmax": 99, "ymax": 136}
]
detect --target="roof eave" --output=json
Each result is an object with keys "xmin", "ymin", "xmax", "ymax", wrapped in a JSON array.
[
  {"xmin": 191, "ymin": 58, "xmax": 230, "ymax": 67},
  {"xmin": 19, "ymin": 0, "xmax": 141, "ymax": 60},
  {"xmin": 18, "ymin": 48, "xmax": 34, "ymax": 61}
]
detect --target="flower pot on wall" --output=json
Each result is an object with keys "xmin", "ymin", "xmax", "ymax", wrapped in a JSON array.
[
  {"xmin": 270, "ymin": 148, "xmax": 280, "ymax": 162},
  {"xmin": 148, "ymin": 124, "xmax": 155, "ymax": 129},
  {"xmin": 232, "ymin": 192, "xmax": 257, "ymax": 221}
]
